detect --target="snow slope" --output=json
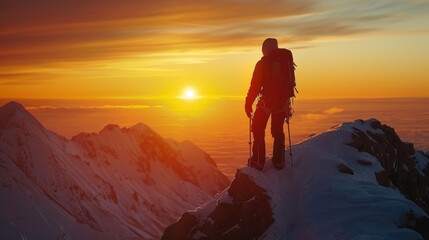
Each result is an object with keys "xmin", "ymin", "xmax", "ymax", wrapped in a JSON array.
[
  {"xmin": 0, "ymin": 101, "xmax": 229, "ymax": 239},
  {"xmin": 162, "ymin": 119, "xmax": 429, "ymax": 240}
]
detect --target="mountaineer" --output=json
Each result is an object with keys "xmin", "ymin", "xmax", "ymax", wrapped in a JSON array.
[{"xmin": 245, "ymin": 38, "xmax": 297, "ymax": 170}]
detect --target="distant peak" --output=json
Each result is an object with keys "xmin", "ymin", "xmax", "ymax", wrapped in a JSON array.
[
  {"xmin": 0, "ymin": 101, "xmax": 44, "ymax": 130},
  {"xmin": 103, "ymin": 124, "xmax": 120, "ymax": 131},
  {"xmin": 0, "ymin": 101, "xmax": 32, "ymax": 119},
  {"xmin": 0, "ymin": 101, "xmax": 27, "ymax": 113},
  {"xmin": 99, "ymin": 123, "xmax": 152, "ymax": 134},
  {"xmin": 74, "ymin": 122, "xmax": 155, "ymax": 142},
  {"xmin": 99, "ymin": 124, "xmax": 121, "ymax": 134},
  {"xmin": 130, "ymin": 122, "xmax": 152, "ymax": 133}
]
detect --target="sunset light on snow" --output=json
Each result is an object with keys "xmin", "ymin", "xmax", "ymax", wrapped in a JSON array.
[{"xmin": 1, "ymin": 1, "xmax": 429, "ymax": 239}]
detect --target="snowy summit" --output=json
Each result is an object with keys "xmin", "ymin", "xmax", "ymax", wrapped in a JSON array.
[{"xmin": 162, "ymin": 119, "xmax": 429, "ymax": 240}]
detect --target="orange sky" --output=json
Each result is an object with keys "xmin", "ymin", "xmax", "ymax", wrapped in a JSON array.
[{"xmin": 1, "ymin": 0, "xmax": 429, "ymax": 99}]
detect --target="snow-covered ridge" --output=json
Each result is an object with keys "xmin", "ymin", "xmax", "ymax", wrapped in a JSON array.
[
  {"xmin": 0, "ymin": 101, "xmax": 229, "ymax": 239},
  {"xmin": 162, "ymin": 119, "xmax": 429, "ymax": 240}
]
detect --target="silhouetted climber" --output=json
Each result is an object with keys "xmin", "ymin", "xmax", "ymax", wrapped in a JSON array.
[{"xmin": 245, "ymin": 38, "xmax": 296, "ymax": 170}]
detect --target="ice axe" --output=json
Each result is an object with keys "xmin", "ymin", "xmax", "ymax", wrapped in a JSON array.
[
  {"xmin": 286, "ymin": 118, "xmax": 293, "ymax": 168},
  {"xmin": 248, "ymin": 115, "xmax": 252, "ymax": 166}
]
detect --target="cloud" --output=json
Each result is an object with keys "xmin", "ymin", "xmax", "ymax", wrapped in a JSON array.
[
  {"xmin": 323, "ymin": 107, "xmax": 345, "ymax": 114},
  {"xmin": 0, "ymin": 0, "xmax": 314, "ymax": 84},
  {"xmin": 302, "ymin": 113, "xmax": 327, "ymax": 120},
  {"xmin": 0, "ymin": 72, "xmax": 54, "ymax": 85},
  {"xmin": 25, "ymin": 105, "xmax": 163, "ymax": 110},
  {"xmin": 302, "ymin": 107, "xmax": 345, "ymax": 120},
  {"xmin": 1, "ymin": 0, "xmax": 428, "ymax": 84}
]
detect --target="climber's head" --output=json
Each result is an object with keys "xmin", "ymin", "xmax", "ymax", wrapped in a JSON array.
[{"xmin": 262, "ymin": 38, "xmax": 278, "ymax": 56}]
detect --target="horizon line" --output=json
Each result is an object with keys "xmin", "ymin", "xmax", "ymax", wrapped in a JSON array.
[{"xmin": 1, "ymin": 96, "xmax": 429, "ymax": 101}]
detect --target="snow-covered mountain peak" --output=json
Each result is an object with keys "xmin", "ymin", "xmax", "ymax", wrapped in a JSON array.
[
  {"xmin": 168, "ymin": 139, "xmax": 217, "ymax": 167},
  {"xmin": 130, "ymin": 122, "xmax": 152, "ymax": 133},
  {"xmin": 162, "ymin": 118, "xmax": 429, "ymax": 240},
  {"xmin": 70, "ymin": 121, "xmax": 230, "ymax": 196},
  {"xmin": 0, "ymin": 101, "xmax": 229, "ymax": 239},
  {"xmin": 0, "ymin": 101, "xmax": 43, "ymax": 131},
  {"xmin": 93, "ymin": 122, "xmax": 156, "ymax": 142},
  {"xmin": 100, "ymin": 123, "xmax": 121, "ymax": 132},
  {"xmin": 0, "ymin": 101, "xmax": 26, "ymax": 114}
]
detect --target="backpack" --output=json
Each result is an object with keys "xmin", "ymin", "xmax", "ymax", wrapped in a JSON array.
[
  {"xmin": 258, "ymin": 48, "xmax": 297, "ymax": 112},
  {"xmin": 270, "ymin": 48, "xmax": 297, "ymax": 100}
]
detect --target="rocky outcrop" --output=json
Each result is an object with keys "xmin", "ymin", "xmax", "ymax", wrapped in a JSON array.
[
  {"xmin": 400, "ymin": 211, "xmax": 429, "ymax": 240},
  {"xmin": 162, "ymin": 170, "xmax": 273, "ymax": 240},
  {"xmin": 337, "ymin": 163, "xmax": 354, "ymax": 175},
  {"xmin": 347, "ymin": 119, "xmax": 429, "ymax": 222}
]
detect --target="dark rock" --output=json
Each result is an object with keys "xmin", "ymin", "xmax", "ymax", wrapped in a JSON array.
[
  {"xmin": 399, "ymin": 211, "xmax": 429, "ymax": 240},
  {"xmin": 347, "ymin": 120, "xmax": 429, "ymax": 215},
  {"xmin": 337, "ymin": 163, "xmax": 354, "ymax": 175},
  {"xmin": 228, "ymin": 170, "xmax": 264, "ymax": 204},
  {"xmin": 375, "ymin": 171, "xmax": 390, "ymax": 187},
  {"xmin": 162, "ymin": 212, "xmax": 198, "ymax": 240},
  {"xmin": 357, "ymin": 159, "xmax": 372, "ymax": 166},
  {"xmin": 161, "ymin": 170, "xmax": 274, "ymax": 240},
  {"xmin": 370, "ymin": 119, "xmax": 382, "ymax": 130},
  {"xmin": 416, "ymin": 216, "xmax": 429, "ymax": 240}
]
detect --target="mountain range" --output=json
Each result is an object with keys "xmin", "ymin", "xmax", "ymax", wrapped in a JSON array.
[
  {"xmin": 2, "ymin": 101, "xmax": 429, "ymax": 240},
  {"xmin": 0, "ymin": 101, "xmax": 229, "ymax": 239}
]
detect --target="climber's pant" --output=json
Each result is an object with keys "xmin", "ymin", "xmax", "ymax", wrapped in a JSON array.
[{"xmin": 251, "ymin": 107, "xmax": 287, "ymax": 165}]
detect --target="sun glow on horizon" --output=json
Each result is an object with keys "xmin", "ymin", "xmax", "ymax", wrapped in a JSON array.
[{"xmin": 181, "ymin": 87, "xmax": 198, "ymax": 100}]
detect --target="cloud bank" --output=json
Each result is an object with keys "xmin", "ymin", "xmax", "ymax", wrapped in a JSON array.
[{"xmin": 1, "ymin": 0, "xmax": 428, "ymax": 85}]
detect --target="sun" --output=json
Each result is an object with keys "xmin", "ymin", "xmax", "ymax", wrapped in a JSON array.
[{"xmin": 182, "ymin": 87, "xmax": 198, "ymax": 100}]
